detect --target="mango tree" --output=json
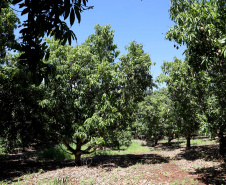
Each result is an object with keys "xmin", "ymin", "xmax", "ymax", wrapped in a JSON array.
[
  {"xmin": 0, "ymin": 55, "xmax": 47, "ymax": 151},
  {"xmin": 167, "ymin": 0, "xmax": 226, "ymax": 155},
  {"xmin": 0, "ymin": 2, "xmax": 19, "ymax": 63},
  {"xmin": 160, "ymin": 59, "xmax": 202, "ymax": 148},
  {"xmin": 135, "ymin": 88, "xmax": 176, "ymax": 146},
  {"xmin": 42, "ymin": 25, "xmax": 154, "ymax": 165}
]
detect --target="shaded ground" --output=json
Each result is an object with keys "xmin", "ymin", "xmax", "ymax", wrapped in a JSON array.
[
  {"xmin": 1, "ymin": 139, "xmax": 225, "ymax": 184},
  {"xmin": 175, "ymin": 145, "xmax": 222, "ymax": 161}
]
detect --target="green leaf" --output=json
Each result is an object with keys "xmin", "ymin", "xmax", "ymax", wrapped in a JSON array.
[
  {"xmin": 70, "ymin": 8, "xmax": 75, "ymax": 26},
  {"xmin": 21, "ymin": 8, "xmax": 29, "ymax": 15},
  {"xmin": 74, "ymin": 7, "xmax": 81, "ymax": 23},
  {"xmin": 83, "ymin": 0, "xmax": 87, "ymax": 6},
  {"xmin": 12, "ymin": 0, "xmax": 23, "ymax": 4},
  {"xmin": 64, "ymin": 0, "xmax": 71, "ymax": 19}
]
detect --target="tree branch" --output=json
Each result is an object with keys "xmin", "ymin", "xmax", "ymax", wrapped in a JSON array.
[
  {"xmin": 82, "ymin": 145, "xmax": 95, "ymax": 154},
  {"xmin": 62, "ymin": 140, "xmax": 75, "ymax": 154},
  {"xmin": 81, "ymin": 138, "xmax": 90, "ymax": 145},
  {"xmin": 58, "ymin": 144, "xmax": 73, "ymax": 155}
]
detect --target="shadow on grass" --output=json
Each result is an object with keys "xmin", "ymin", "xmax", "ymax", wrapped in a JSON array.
[
  {"xmin": 0, "ymin": 152, "xmax": 169, "ymax": 182},
  {"xmin": 191, "ymin": 163, "xmax": 226, "ymax": 184},
  {"xmin": 90, "ymin": 153, "xmax": 170, "ymax": 169},
  {"xmin": 0, "ymin": 150, "xmax": 75, "ymax": 182},
  {"xmin": 174, "ymin": 145, "xmax": 223, "ymax": 161},
  {"xmin": 145, "ymin": 140, "xmax": 184, "ymax": 151}
]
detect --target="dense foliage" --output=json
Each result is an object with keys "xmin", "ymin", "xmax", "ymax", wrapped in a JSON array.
[
  {"xmin": 0, "ymin": 2, "xmax": 19, "ymax": 63},
  {"xmin": 0, "ymin": 24, "xmax": 154, "ymax": 165},
  {"xmin": 134, "ymin": 88, "xmax": 176, "ymax": 146},
  {"xmin": 0, "ymin": 55, "xmax": 48, "ymax": 151},
  {"xmin": 1, "ymin": 0, "xmax": 93, "ymax": 84},
  {"xmin": 165, "ymin": 0, "xmax": 225, "ymax": 155},
  {"xmin": 1, "ymin": 0, "xmax": 225, "ymax": 165}
]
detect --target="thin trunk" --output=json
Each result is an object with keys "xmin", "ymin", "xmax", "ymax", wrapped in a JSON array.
[
  {"xmin": 154, "ymin": 136, "xmax": 158, "ymax": 146},
  {"xmin": 154, "ymin": 139, "xmax": 158, "ymax": 146},
  {"xmin": 63, "ymin": 138, "xmax": 94, "ymax": 166},
  {"xmin": 219, "ymin": 131, "xmax": 226, "ymax": 158},
  {"xmin": 186, "ymin": 136, "xmax": 191, "ymax": 148},
  {"xmin": 168, "ymin": 137, "xmax": 172, "ymax": 144}
]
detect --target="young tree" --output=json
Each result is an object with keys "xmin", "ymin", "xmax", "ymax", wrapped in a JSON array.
[
  {"xmin": 159, "ymin": 59, "xmax": 202, "ymax": 148},
  {"xmin": 135, "ymin": 88, "xmax": 176, "ymax": 146}
]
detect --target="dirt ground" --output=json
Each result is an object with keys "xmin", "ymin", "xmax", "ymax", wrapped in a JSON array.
[{"xmin": 1, "ymin": 140, "xmax": 225, "ymax": 185}]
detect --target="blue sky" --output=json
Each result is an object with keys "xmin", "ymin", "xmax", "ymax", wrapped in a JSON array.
[
  {"xmin": 70, "ymin": 0, "xmax": 186, "ymax": 81},
  {"xmin": 13, "ymin": 0, "xmax": 186, "ymax": 82}
]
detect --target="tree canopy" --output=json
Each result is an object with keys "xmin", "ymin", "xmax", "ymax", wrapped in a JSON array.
[
  {"xmin": 165, "ymin": 0, "xmax": 225, "ymax": 155},
  {"xmin": 0, "ymin": 24, "xmax": 154, "ymax": 165},
  {"xmin": 1, "ymin": 0, "xmax": 93, "ymax": 84}
]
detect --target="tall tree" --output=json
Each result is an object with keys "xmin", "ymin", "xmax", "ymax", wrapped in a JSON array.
[
  {"xmin": 167, "ymin": 0, "xmax": 226, "ymax": 155},
  {"xmin": 42, "ymin": 25, "xmax": 154, "ymax": 165}
]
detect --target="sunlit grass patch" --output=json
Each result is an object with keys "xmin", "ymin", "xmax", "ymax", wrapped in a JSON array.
[
  {"xmin": 37, "ymin": 140, "xmax": 151, "ymax": 161},
  {"xmin": 96, "ymin": 140, "xmax": 150, "ymax": 156},
  {"xmin": 159, "ymin": 137, "xmax": 218, "ymax": 146},
  {"xmin": 190, "ymin": 139, "xmax": 217, "ymax": 145}
]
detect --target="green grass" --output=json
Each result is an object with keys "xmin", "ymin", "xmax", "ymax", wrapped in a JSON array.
[
  {"xmin": 190, "ymin": 138, "xmax": 217, "ymax": 145},
  {"xmin": 38, "ymin": 146, "xmax": 72, "ymax": 161},
  {"xmin": 96, "ymin": 141, "xmax": 150, "ymax": 156},
  {"xmin": 15, "ymin": 137, "xmax": 218, "ymax": 161}
]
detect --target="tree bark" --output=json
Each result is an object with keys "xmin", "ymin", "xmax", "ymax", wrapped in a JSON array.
[
  {"xmin": 219, "ymin": 131, "xmax": 226, "ymax": 158},
  {"xmin": 75, "ymin": 153, "xmax": 82, "ymax": 166},
  {"xmin": 168, "ymin": 138, "xmax": 172, "ymax": 144},
  {"xmin": 186, "ymin": 136, "xmax": 191, "ymax": 148},
  {"xmin": 63, "ymin": 138, "xmax": 95, "ymax": 166},
  {"xmin": 154, "ymin": 136, "xmax": 158, "ymax": 146},
  {"xmin": 168, "ymin": 134, "xmax": 174, "ymax": 144}
]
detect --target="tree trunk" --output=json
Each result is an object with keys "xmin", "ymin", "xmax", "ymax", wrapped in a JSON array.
[
  {"xmin": 168, "ymin": 135, "xmax": 173, "ymax": 144},
  {"xmin": 154, "ymin": 136, "xmax": 158, "ymax": 146},
  {"xmin": 219, "ymin": 131, "xmax": 226, "ymax": 158},
  {"xmin": 186, "ymin": 136, "xmax": 191, "ymax": 148},
  {"xmin": 75, "ymin": 154, "xmax": 82, "ymax": 166}
]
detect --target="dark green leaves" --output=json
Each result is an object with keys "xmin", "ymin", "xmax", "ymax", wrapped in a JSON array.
[
  {"xmin": 11, "ymin": 0, "xmax": 23, "ymax": 4},
  {"xmin": 64, "ymin": 0, "xmax": 71, "ymax": 19},
  {"xmin": 5, "ymin": 0, "xmax": 93, "ymax": 85},
  {"xmin": 21, "ymin": 7, "xmax": 29, "ymax": 15},
  {"xmin": 74, "ymin": 6, "xmax": 81, "ymax": 23},
  {"xmin": 70, "ymin": 8, "xmax": 75, "ymax": 26}
]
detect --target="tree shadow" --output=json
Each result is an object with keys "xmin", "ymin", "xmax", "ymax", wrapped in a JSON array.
[
  {"xmin": 191, "ymin": 163, "xmax": 226, "ymax": 184},
  {"xmin": 0, "ymin": 153, "xmax": 169, "ymax": 182},
  {"xmin": 0, "ymin": 151, "xmax": 75, "ymax": 182},
  {"xmin": 145, "ymin": 140, "xmax": 183, "ymax": 151},
  {"xmin": 89, "ymin": 153, "xmax": 170, "ymax": 169},
  {"xmin": 174, "ymin": 145, "xmax": 223, "ymax": 161}
]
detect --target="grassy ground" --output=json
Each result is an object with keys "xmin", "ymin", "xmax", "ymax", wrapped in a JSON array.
[
  {"xmin": 37, "ymin": 137, "xmax": 217, "ymax": 161},
  {"xmin": 1, "ymin": 137, "xmax": 225, "ymax": 185},
  {"xmin": 37, "ymin": 140, "xmax": 151, "ymax": 161}
]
